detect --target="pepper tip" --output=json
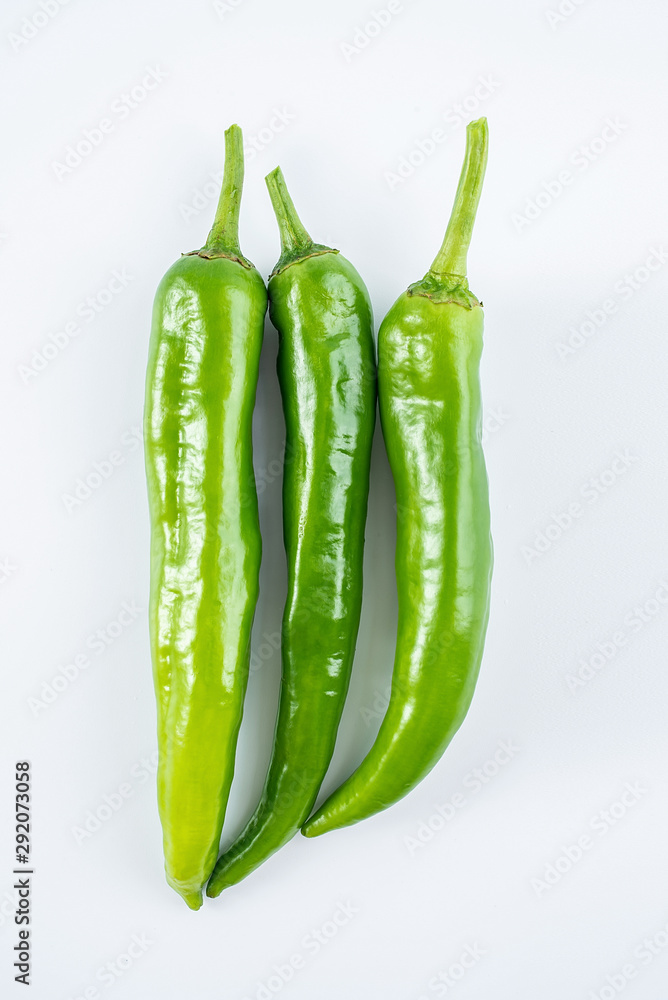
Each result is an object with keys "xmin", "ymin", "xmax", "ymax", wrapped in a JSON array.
[
  {"xmin": 300, "ymin": 815, "xmax": 325, "ymax": 838},
  {"xmin": 180, "ymin": 889, "xmax": 203, "ymax": 911}
]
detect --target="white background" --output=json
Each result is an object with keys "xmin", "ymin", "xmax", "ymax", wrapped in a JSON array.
[{"xmin": 1, "ymin": 0, "xmax": 668, "ymax": 997}]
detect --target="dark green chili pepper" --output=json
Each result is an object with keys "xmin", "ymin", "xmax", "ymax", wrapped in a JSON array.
[
  {"xmin": 302, "ymin": 118, "xmax": 492, "ymax": 838},
  {"xmin": 207, "ymin": 167, "xmax": 376, "ymax": 895},
  {"xmin": 144, "ymin": 124, "xmax": 266, "ymax": 908}
]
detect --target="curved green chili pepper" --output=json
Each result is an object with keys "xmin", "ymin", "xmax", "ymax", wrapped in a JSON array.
[
  {"xmin": 207, "ymin": 167, "xmax": 376, "ymax": 894},
  {"xmin": 144, "ymin": 124, "xmax": 266, "ymax": 908},
  {"xmin": 302, "ymin": 118, "xmax": 493, "ymax": 838}
]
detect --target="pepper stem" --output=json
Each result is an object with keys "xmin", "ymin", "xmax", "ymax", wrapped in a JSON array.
[
  {"xmin": 265, "ymin": 167, "xmax": 334, "ymax": 274},
  {"xmin": 266, "ymin": 167, "xmax": 313, "ymax": 255},
  {"xmin": 198, "ymin": 124, "xmax": 248, "ymax": 262},
  {"xmin": 428, "ymin": 117, "xmax": 488, "ymax": 279}
]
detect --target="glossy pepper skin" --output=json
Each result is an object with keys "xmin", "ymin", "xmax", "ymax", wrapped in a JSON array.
[
  {"xmin": 144, "ymin": 125, "xmax": 266, "ymax": 908},
  {"xmin": 207, "ymin": 168, "xmax": 376, "ymax": 895},
  {"xmin": 303, "ymin": 118, "xmax": 493, "ymax": 838}
]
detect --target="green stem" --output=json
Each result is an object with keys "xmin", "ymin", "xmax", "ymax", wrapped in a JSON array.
[
  {"xmin": 200, "ymin": 124, "xmax": 246, "ymax": 260},
  {"xmin": 265, "ymin": 167, "xmax": 334, "ymax": 274},
  {"xmin": 429, "ymin": 117, "xmax": 488, "ymax": 279},
  {"xmin": 266, "ymin": 167, "xmax": 313, "ymax": 256}
]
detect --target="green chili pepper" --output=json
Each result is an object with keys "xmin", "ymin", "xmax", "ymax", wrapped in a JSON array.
[
  {"xmin": 144, "ymin": 124, "xmax": 266, "ymax": 908},
  {"xmin": 302, "ymin": 118, "xmax": 493, "ymax": 838},
  {"xmin": 207, "ymin": 167, "xmax": 376, "ymax": 895}
]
